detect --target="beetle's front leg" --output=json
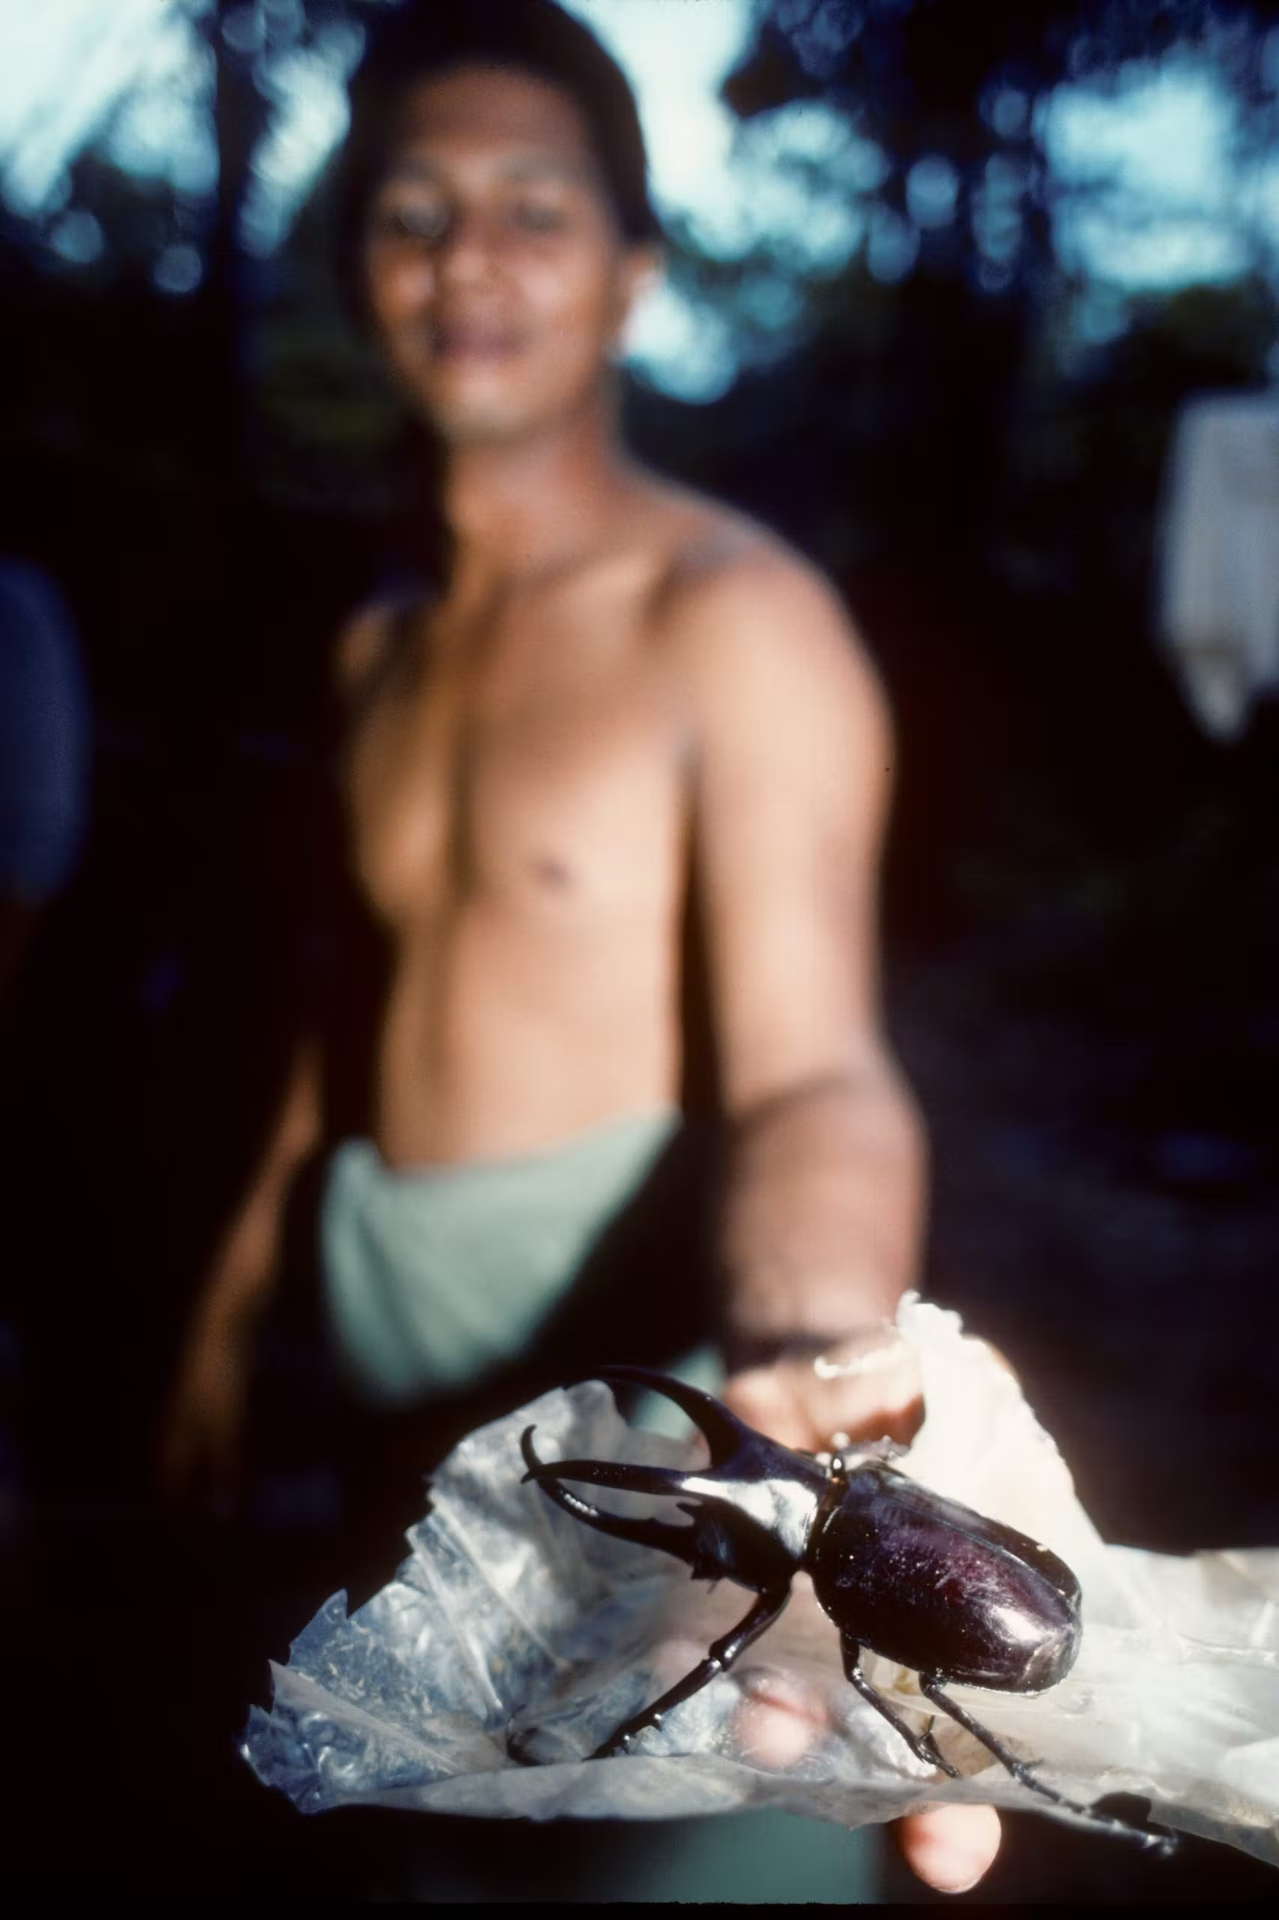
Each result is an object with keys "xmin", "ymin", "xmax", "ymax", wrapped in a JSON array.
[
  {"xmin": 592, "ymin": 1586, "xmax": 791, "ymax": 1759},
  {"xmin": 839, "ymin": 1633, "xmax": 959, "ymax": 1777}
]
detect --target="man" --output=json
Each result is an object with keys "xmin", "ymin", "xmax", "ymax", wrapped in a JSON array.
[{"xmin": 162, "ymin": 1, "xmax": 998, "ymax": 1894}]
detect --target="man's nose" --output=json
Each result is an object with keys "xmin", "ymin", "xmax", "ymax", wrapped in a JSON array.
[{"xmin": 435, "ymin": 207, "xmax": 496, "ymax": 286}]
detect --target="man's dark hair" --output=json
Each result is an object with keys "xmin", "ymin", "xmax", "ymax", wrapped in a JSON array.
[{"xmin": 334, "ymin": 0, "xmax": 661, "ymax": 323}]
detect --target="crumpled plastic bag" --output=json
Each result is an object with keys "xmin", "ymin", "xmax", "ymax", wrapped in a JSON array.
[{"xmin": 242, "ymin": 1298, "xmax": 1279, "ymax": 1862}]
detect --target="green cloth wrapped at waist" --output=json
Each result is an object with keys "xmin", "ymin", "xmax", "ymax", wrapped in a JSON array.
[{"xmin": 321, "ymin": 1108, "xmax": 699, "ymax": 1407}]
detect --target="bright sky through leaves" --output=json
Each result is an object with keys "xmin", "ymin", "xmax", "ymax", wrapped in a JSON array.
[{"xmin": 0, "ymin": 1, "xmax": 1275, "ymax": 399}]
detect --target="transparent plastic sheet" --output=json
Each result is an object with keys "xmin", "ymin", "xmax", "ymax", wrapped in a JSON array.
[{"xmin": 242, "ymin": 1299, "xmax": 1279, "ymax": 1861}]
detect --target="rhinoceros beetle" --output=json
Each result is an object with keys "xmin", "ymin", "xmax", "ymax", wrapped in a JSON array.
[{"xmin": 519, "ymin": 1366, "xmax": 1173, "ymax": 1854}]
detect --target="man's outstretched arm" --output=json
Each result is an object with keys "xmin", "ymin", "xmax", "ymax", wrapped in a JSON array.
[
  {"xmin": 676, "ymin": 543, "xmax": 923, "ymax": 1380},
  {"xmin": 675, "ymin": 545, "xmax": 998, "ymax": 1895}
]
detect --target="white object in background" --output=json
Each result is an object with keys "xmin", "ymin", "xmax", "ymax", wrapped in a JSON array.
[{"xmin": 1156, "ymin": 390, "xmax": 1279, "ymax": 741}]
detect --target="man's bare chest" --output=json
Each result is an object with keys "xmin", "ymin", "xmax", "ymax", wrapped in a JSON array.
[{"xmin": 342, "ymin": 625, "xmax": 687, "ymax": 928}]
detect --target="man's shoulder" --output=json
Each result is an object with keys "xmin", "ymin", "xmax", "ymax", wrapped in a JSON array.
[
  {"xmin": 640, "ymin": 485, "xmax": 883, "ymax": 717},
  {"xmin": 331, "ymin": 591, "xmax": 425, "ymax": 704}
]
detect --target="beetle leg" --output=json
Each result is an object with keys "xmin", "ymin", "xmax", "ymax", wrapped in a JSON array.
[
  {"xmin": 919, "ymin": 1672, "xmax": 1077, "ymax": 1800},
  {"xmin": 917, "ymin": 1674, "xmax": 1175, "ymax": 1854},
  {"xmin": 592, "ymin": 1585, "xmax": 791, "ymax": 1759},
  {"xmin": 838, "ymin": 1635, "xmax": 960, "ymax": 1777}
]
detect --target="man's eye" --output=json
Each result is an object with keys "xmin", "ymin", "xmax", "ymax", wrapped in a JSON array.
[
  {"xmin": 510, "ymin": 201, "xmax": 567, "ymax": 233},
  {"xmin": 377, "ymin": 206, "xmax": 449, "ymax": 243}
]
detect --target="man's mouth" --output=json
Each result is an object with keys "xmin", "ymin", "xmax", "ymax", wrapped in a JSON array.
[{"xmin": 429, "ymin": 323, "xmax": 522, "ymax": 361}]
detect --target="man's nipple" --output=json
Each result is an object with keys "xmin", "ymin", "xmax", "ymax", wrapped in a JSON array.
[{"xmin": 531, "ymin": 854, "xmax": 572, "ymax": 889}]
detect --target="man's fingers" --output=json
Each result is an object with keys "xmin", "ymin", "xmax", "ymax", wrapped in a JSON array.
[
  {"xmin": 723, "ymin": 1339, "xmax": 1005, "ymax": 1896},
  {"xmin": 804, "ymin": 1334, "xmax": 923, "ymax": 1446},
  {"xmin": 731, "ymin": 1669, "xmax": 831, "ymax": 1769},
  {"xmin": 727, "ymin": 1682, "xmax": 1002, "ymax": 1896},
  {"xmin": 720, "ymin": 1368, "xmax": 811, "ymax": 1447},
  {"xmin": 894, "ymin": 1802, "xmax": 1001, "ymax": 1895},
  {"xmin": 723, "ymin": 1346, "xmax": 923, "ymax": 1452}
]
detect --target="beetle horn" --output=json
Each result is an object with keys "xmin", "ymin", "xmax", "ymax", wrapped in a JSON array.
[
  {"xmin": 522, "ymin": 1451, "xmax": 695, "ymax": 1500},
  {"xmin": 587, "ymin": 1366, "xmax": 752, "ymax": 1467},
  {"xmin": 519, "ymin": 1426, "xmax": 699, "ymax": 1568}
]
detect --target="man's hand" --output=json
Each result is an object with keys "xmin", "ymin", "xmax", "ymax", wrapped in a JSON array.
[
  {"xmin": 721, "ymin": 1339, "xmax": 1002, "ymax": 1897},
  {"xmin": 893, "ymin": 1803, "xmax": 1002, "ymax": 1895},
  {"xmin": 156, "ymin": 1035, "xmax": 318, "ymax": 1518},
  {"xmin": 722, "ymin": 1328, "xmax": 924, "ymax": 1453}
]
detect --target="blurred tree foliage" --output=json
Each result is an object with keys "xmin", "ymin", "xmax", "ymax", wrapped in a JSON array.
[
  {"xmin": 657, "ymin": 0, "xmax": 1279, "ymax": 574},
  {"xmin": 644, "ymin": 0, "xmax": 1279, "ymax": 946},
  {"xmin": 5, "ymin": 0, "xmax": 1277, "ymax": 568}
]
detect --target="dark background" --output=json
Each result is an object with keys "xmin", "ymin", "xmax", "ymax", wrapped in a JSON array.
[{"xmin": 2, "ymin": 0, "xmax": 1278, "ymax": 1901}]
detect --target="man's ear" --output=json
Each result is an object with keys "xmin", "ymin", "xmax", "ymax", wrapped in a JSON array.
[{"xmin": 612, "ymin": 243, "xmax": 665, "ymax": 352}]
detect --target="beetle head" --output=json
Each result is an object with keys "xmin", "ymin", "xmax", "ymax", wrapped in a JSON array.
[{"xmin": 520, "ymin": 1368, "xmax": 830, "ymax": 1581}]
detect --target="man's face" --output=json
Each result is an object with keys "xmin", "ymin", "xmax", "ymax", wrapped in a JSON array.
[{"xmin": 362, "ymin": 64, "xmax": 653, "ymax": 445}]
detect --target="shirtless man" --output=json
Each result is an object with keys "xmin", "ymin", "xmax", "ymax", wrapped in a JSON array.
[{"xmin": 161, "ymin": 1, "xmax": 999, "ymax": 1894}]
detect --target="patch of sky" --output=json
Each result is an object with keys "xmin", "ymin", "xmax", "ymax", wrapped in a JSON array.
[
  {"xmin": 102, "ymin": 46, "xmax": 217, "ymax": 199},
  {"xmin": 1042, "ymin": 59, "xmax": 1234, "ymax": 205},
  {"xmin": 906, "ymin": 154, "xmax": 958, "ymax": 230},
  {"xmin": 1264, "ymin": 27, "xmax": 1279, "ymax": 95},
  {"xmin": 974, "ymin": 256, "xmax": 1015, "ymax": 296},
  {"xmin": 973, "ymin": 153, "xmax": 1027, "ymax": 267},
  {"xmin": 867, "ymin": 207, "xmax": 918, "ymax": 284},
  {"xmin": 222, "ymin": 3, "xmax": 267, "ymax": 58},
  {"xmin": 239, "ymin": 21, "xmax": 364, "ymax": 258},
  {"xmin": 620, "ymin": 276, "xmax": 738, "ymax": 403},
  {"xmin": 153, "ymin": 241, "xmax": 204, "ymax": 297},
  {"xmin": 0, "ymin": 0, "xmax": 348, "ymax": 263},
  {"xmin": 566, "ymin": 2, "xmax": 882, "ymax": 396},
  {"xmin": 1038, "ymin": 54, "xmax": 1278, "ymax": 290},
  {"xmin": 50, "ymin": 207, "xmax": 104, "ymax": 267},
  {"xmin": 564, "ymin": 0, "xmax": 748, "ymax": 244},
  {"xmin": 263, "ymin": 0, "xmax": 305, "ymax": 25},
  {"xmin": 1056, "ymin": 201, "xmax": 1251, "ymax": 290},
  {"xmin": 707, "ymin": 142, "xmax": 864, "ymax": 270},
  {"xmin": 1232, "ymin": 159, "xmax": 1279, "ymax": 293},
  {"xmin": 785, "ymin": 0, "xmax": 865, "ymax": 84},
  {"xmin": 984, "ymin": 84, "xmax": 1030, "ymax": 141},
  {"xmin": 0, "ymin": 0, "xmax": 892, "ymax": 398},
  {"xmin": 738, "ymin": 272, "xmax": 805, "ymax": 332},
  {"xmin": 0, "ymin": 0, "xmax": 208, "ymax": 217},
  {"xmin": 1074, "ymin": 284, "xmax": 1130, "ymax": 347},
  {"xmin": 7, "ymin": 0, "xmax": 1271, "ymax": 400},
  {"xmin": 737, "ymin": 100, "xmax": 886, "ymax": 259},
  {"xmin": 39, "ymin": 169, "xmax": 73, "ymax": 218}
]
